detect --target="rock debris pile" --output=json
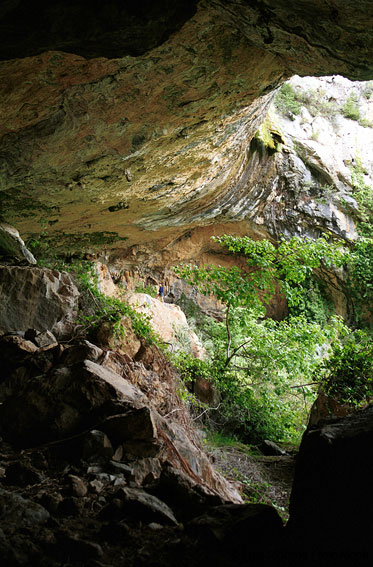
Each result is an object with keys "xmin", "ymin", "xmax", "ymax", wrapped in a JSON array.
[{"xmin": 0, "ymin": 264, "xmax": 288, "ymax": 566}]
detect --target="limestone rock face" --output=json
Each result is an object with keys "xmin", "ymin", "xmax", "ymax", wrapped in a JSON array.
[
  {"xmin": 0, "ymin": 265, "xmax": 79, "ymax": 338},
  {"xmin": 1, "ymin": 1, "xmax": 373, "ymax": 265},
  {"xmin": 126, "ymin": 291, "xmax": 206, "ymax": 357},
  {"xmin": 267, "ymin": 75, "xmax": 373, "ymax": 240}
]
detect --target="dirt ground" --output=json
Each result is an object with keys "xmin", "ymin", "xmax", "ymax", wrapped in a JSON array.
[{"xmin": 205, "ymin": 444, "xmax": 296, "ymax": 522}]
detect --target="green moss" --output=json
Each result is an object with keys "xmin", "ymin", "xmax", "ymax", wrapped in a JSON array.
[{"xmin": 252, "ymin": 114, "xmax": 284, "ymax": 156}]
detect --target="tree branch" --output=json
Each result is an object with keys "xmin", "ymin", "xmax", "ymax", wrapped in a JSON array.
[
  {"xmin": 290, "ymin": 382, "xmax": 318, "ymax": 389},
  {"xmin": 225, "ymin": 304, "xmax": 231, "ymax": 364}
]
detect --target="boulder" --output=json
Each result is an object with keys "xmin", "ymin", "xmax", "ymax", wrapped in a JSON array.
[
  {"xmin": 0, "ymin": 334, "xmax": 38, "ymax": 400},
  {"xmin": 0, "ymin": 266, "xmax": 79, "ymax": 339},
  {"xmin": 0, "ymin": 488, "xmax": 49, "ymax": 528},
  {"xmin": 158, "ymin": 419, "xmax": 242, "ymax": 506},
  {"xmin": 194, "ymin": 376, "xmax": 220, "ymax": 406},
  {"xmin": 33, "ymin": 330, "xmax": 57, "ymax": 348},
  {"xmin": 94, "ymin": 316, "xmax": 141, "ymax": 358},
  {"xmin": 0, "ymin": 222, "xmax": 36, "ymax": 264},
  {"xmin": 102, "ymin": 408, "xmax": 158, "ymax": 444},
  {"xmin": 118, "ymin": 486, "xmax": 179, "ymax": 526},
  {"xmin": 187, "ymin": 502, "xmax": 283, "ymax": 543},
  {"xmin": 0, "ymin": 359, "xmax": 146, "ymax": 446},
  {"xmin": 287, "ymin": 405, "xmax": 373, "ymax": 562},
  {"xmin": 261, "ymin": 440, "xmax": 288, "ymax": 457},
  {"xmin": 150, "ymin": 466, "xmax": 226, "ymax": 522},
  {"xmin": 125, "ymin": 291, "xmax": 206, "ymax": 358},
  {"xmin": 66, "ymin": 475, "xmax": 88, "ymax": 498},
  {"xmin": 102, "ymin": 408, "xmax": 161, "ymax": 458},
  {"xmin": 61, "ymin": 339, "xmax": 104, "ymax": 366},
  {"xmin": 80, "ymin": 429, "xmax": 114, "ymax": 463}
]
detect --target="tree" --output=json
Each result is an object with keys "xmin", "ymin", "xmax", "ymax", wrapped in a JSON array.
[
  {"xmin": 175, "ymin": 235, "xmax": 347, "ymax": 365},
  {"xmin": 173, "ymin": 235, "xmax": 348, "ymax": 442}
]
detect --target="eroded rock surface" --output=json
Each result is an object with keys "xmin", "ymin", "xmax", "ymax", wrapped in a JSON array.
[
  {"xmin": 1, "ymin": 1, "xmax": 373, "ymax": 265},
  {"xmin": 0, "ymin": 265, "xmax": 79, "ymax": 338},
  {"xmin": 287, "ymin": 406, "xmax": 373, "ymax": 564}
]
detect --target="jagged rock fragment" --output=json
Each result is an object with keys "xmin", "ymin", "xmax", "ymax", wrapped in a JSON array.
[
  {"xmin": 118, "ymin": 486, "xmax": 178, "ymax": 526},
  {"xmin": 0, "ymin": 222, "xmax": 36, "ymax": 264}
]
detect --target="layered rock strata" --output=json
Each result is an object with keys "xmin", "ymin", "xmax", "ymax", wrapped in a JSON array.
[{"xmin": 1, "ymin": 0, "xmax": 373, "ymax": 264}]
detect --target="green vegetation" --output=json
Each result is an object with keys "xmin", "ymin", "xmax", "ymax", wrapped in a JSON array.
[
  {"xmin": 275, "ymin": 83, "xmax": 339, "ymax": 121},
  {"xmin": 296, "ymin": 88, "xmax": 338, "ymax": 120},
  {"xmin": 350, "ymin": 157, "xmax": 373, "ymax": 228},
  {"xmin": 288, "ymin": 275, "xmax": 334, "ymax": 325},
  {"xmin": 347, "ymin": 157, "xmax": 373, "ymax": 322},
  {"xmin": 363, "ymin": 81, "xmax": 373, "ymax": 100},
  {"xmin": 349, "ymin": 237, "xmax": 373, "ymax": 313},
  {"xmin": 339, "ymin": 95, "xmax": 372, "ymax": 127},
  {"xmin": 134, "ymin": 283, "xmax": 158, "ymax": 297},
  {"xmin": 315, "ymin": 329, "xmax": 373, "ymax": 407},
  {"xmin": 341, "ymin": 93, "xmax": 361, "ymax": 121},
  {"xmin": 274, "ymin": 83, "xmax": 302, "ymax": 118},
  {"xmin": 174, "ymin": 235, "xmax": 350, "ymax": 443},
  {"xmin": 253, "ymin": 114, "xmax": 284, "ymax": 154},
  {"xmin": 175, "ymin": 234, "xmax": 347, "ymax": 311},
  {"xmin": 275, "ymin": 82, "xmax": 372, "ymax": 127},
  {"xmin": 74, "ymin": 262, "xmax": 159, "ymax": 344},
  {"xmin": 38, "ymin": 259, "xmax": 159, "ymax": 345}
]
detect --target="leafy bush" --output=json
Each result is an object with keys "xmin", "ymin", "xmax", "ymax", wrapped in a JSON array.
[
  {"xmin": 288, "ymin": 275, "xmax": 334, "ymax": 325},
  {"xmin": 274, "ymin": 83, "xmax": 338, "ymax": 121},
  {"xmin": 363, "ymin": 81, "xmax": 373, "ymax": 99},
  {"xmin": 173, "ymin": 301, "xmax": 344, "ymax": 443},
  {"xmin": 135, "ymin": 283, "xmax": 158, "ymax": 297},
  {"xmin": 275, "ymin": 83, "xmax": 302, "ymax": 118},
  {"xmin": 349, "ymin": 237, "xmax": 373, "ymax": 323},
  {"xmin": 350, "ymin": 157, "xmax": 373, "ymax": 227},
  {"xmin": 346, "ymin": 157, "xmax": 373, "ymax": 322},
  {"xmin": 41, "ymin": 260, "xmax": 160, "ymax": 345},
  {"xmin": 76, "ymin": 264, "xmax": 158, "ymax": 343},
  {"xmin": 315, "ymin": 330, "xmax": 373, "ymax": 406},
  {"xmin": 172, "ymin": 351, "xmax": 211, "ymax": 386},
  {"xmin": 341, "ymin": 93, "xmax": 361, "ymax": 121},
  {"xmin": 297, "ymin": 88, "xmax": 339, "ymax": 120}
]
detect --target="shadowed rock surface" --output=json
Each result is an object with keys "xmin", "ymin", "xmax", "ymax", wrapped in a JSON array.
[
  {"xmin": 1, "ymin": 0, "xmax": 373, "ymax": 269},
  {"xmin": 287, "ymin": 406, "xmax": 373, "ymax": 565}
]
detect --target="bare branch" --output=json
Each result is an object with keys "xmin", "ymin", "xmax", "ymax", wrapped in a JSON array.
[
  {"xmin": 290, "ymin": 382, "xmax": 318, "ymax": 389},
  {"xmin": 192, "ymin": 403, "xmax": 222, "ymax": 421},
  {"xmin": 225, "ymin": 304, "xmax": 231, "ymax": 363}
]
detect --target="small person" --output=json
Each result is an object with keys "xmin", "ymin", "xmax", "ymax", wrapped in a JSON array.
[{"xmin": 158, "ymin": 284, "xmax": 164, "ymax": 302}]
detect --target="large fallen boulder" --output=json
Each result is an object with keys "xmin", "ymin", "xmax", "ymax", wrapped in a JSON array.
[
  {"xmin": 0, "ymin": 359, "xmax": 146, "ymax": 446},
  {"xmin": 287, "ymin": 405, "xmax": 373, "ymax": 563},
  {"xmin": 125, "ymin": 291, "xmax": 206, "ymax": 358},
  {"xmin": 0, "ymin": 266, "xmax": 79, "ymax": 338}
]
